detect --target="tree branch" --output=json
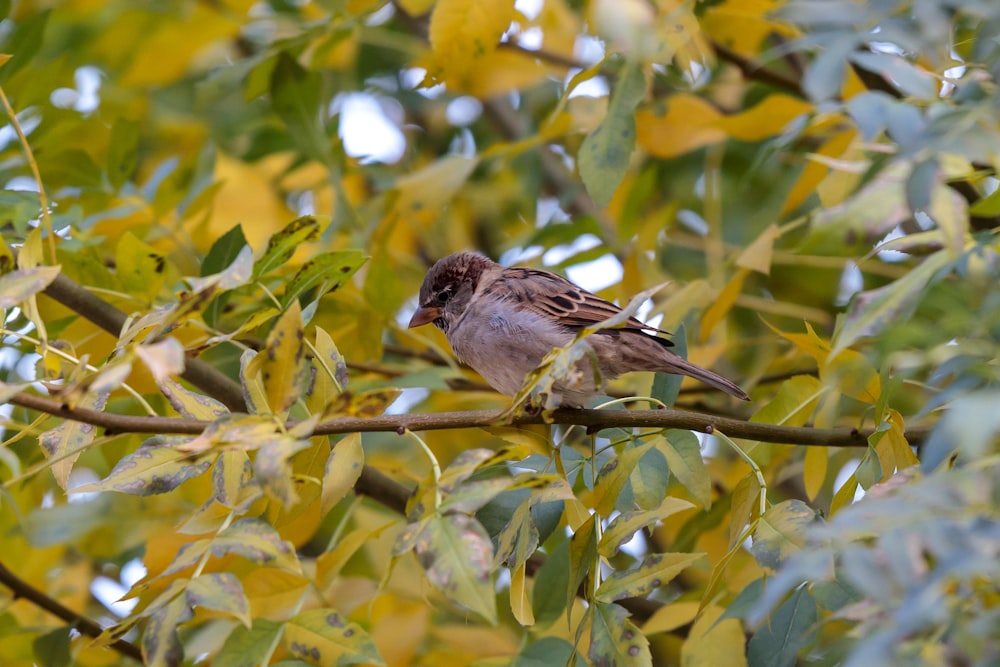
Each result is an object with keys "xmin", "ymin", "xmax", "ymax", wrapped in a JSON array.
[
  {"xmin": 0, "ymin": 560, "xmax": 143, "ymax": 663},
  {"xmin": 9, "ymin": 390, "xmax": 931, "ymax": 447},
  {"xmin": 42, "ymin": 274, "xmax": 247, "ymax": 413}
]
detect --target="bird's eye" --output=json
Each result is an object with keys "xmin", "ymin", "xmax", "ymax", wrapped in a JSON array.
[{"xmin": 437, "ymin": 288, "xmax": 452, "ymax": 303}]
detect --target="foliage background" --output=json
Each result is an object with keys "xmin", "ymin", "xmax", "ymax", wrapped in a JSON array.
[{"xmin": 1, "ymin": 0, "xmax": 999, "ymax": 665}]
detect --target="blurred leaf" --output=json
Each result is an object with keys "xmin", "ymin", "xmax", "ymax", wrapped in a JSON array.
[
  {"xmin": 215, "ymin": 620, "xmax": 283, "ymax": 667},
  {"xmin": 750, "ymin": 500, "xmax": 818, "ymax": 572},
  {"xmin": 135, "ymin": 337, "xmax": 185, "ymax": 383},
  {"xmin": 680, "ymin": 605, "xmax": 748, "ymax": 667},
  {"xmin": 32, "ymin": 627, "xmax": 70, "ymax": 667},
  {"xmin": 700, "ymin": 269, "xmax": 747, "ymax": 342},
  {"xmin": 531, "ymin": 539, "xmax": 570, "ymax": 628},
  {"xmin": 511, "ymin": 637, "xmax": 576, "ymax": 667},
  {"xmin": 0, "ymin": 265, "xmax": 60, "ymax": 308},
  {"xmin": 736, "ymin": 224, "xmax": 779, "ymax": 275},
  {"xmin": 642, "ymin": 600, "xmax": 700, "ymax": 635},
  {"xmin": 426, "ymin": 0, "xmax": 516, "ymax": 88},
  {"xmin": 802, "ymin": 446, "xmax": 828, "ymax": 501},
  {"xmin": 0, "ymin": 10, "xmax": 49, "ymax": 81},
  {"xmin": 509, "ymin": 562, "xmax": 534, "ymax": 626},
  {"xmin": 107, "ymin": 117, "xmax": 140, "ymax": 189},
  {"xmin": 116, "ymin": 232, "xmax": 169, "ymax": 302},
  {"xmin": 637, "ymin": 94, "xmax": 724, "ymax": 158},
  {"xmin": 656, "ymin": 430, "xmax": 711, "ymax": 509},
  {"xmin": 588, "ymin": 601, "xmax": 651, "ymax": 667},
  {"xmin": 270, "ymin": 53, "xmax": 331, "ymax": 166},
  {"xmin": 747, "ymin": 586, "xmax": 817, "ymax": 667},
  {"xmin": 283, "ymin": 609, "xmax": 384, "ymax": 666},
  {"xmin": 253, "ymin": 434, "xmax": 311, "ymax": 505},
  {"xmin": 413, "ymin": 514, "xmax": 497, "ymax": 623},
  {"xmin": 730, "ymin": 473, "xmax": 762, "ymax": 547},
  {"xmin": 579, "ymin": 60, "xmax": 645, "ymax": 207}
]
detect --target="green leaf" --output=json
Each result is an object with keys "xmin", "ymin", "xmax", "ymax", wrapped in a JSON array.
[
  {"xmin": 750, "ymin": 500, "xmax": 817, "ymax": 572},
  {"xmin": 595, "ymin": 551, "xmax": 705, "ymax": 602},
  {"xmin": 588, "ymin": 602, "xmax": 651, "ymax": 667},
  {"xmin": 215, "ymin": 619, "xmax": 284, "ymax": 667},
  {"xmin": 283, "ymin": 609, "xmax": 385, "ymax": 666},
  {"xmin": 186, "ymin": 573, "xmax": 251, "ymax": 628},
  {"xmin": 0, "ymin": 265, "xmax": 61, "ymax": 309},
  {"xmin": 832, "ymin": 249, "xmax": 952, "ymax": 358},
  {"xmin": 202, "ymin": 224, "xmax": 249, "ymax": 327},
  {"xmin": 531, "ymin": 539, "xmax": 570, "ymax": 629},
  {"xmin": 746, "ymin": 587, "xmax": 817, "ymax": 667},
  {"xmin": 578, "ymin": 60, "xmax": 645, "ymax": 206},
  {"xmin": 413, "ymin": 514, "xmax": 497, "ymax": 623},
  {"xmin": 254, "ymin": 215, "xmax": 327, "ymax": 280},
  {"xmin": 0, "ymin": 189, "xmax": 42, "ymax": 234},
  {"xmin": 32, "ymin": 627, "xmax": 71, "ymax": 667},
  {"xmin": 116, "ymin": 232, "xmax": 169, "ymax": 302},
  {"xmin": 281, "ymin": 249, "xmax": 367, "ymax": 309},
  {"xmin": 270, "ymin": 52, "xmax": 332, "ymax": 166},
  {"xmin": 81, "ymin": 439, "xmax": 212, "ymax": 496},
  {"xmin": 512, "ymin": 637, "xmax": 576, "ymax": 667},
  {"xmin": 656, "ymin": 430, "xmax": 712, "ymax": 509},
  {"xmin": 599, "ymin": 496, "xmax": 695, "ymax": 557},
  {"xmin": 142, "ymin": 595, "xmax": 192, "ymax": 667},
  {"xmin": 321, "ymin": 433, "xmax": 364, "ymax": 515},
  {"xmin": 567, "ymin": 515, "xmax": 597, "ymax": 614},
  {"xmin": 0, "ymin": 10, "xmax": 49, "ymax": 81},
  {"xmin": 107, "ymin": 118, "xmax": 140, "ymax": 189}
]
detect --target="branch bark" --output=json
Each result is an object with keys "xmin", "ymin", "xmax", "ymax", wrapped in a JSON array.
[
  {"xmin": 0, "ymin": 560, "xmax": 143, "ymax": 663},
  {"xmin": 9, "ymin": 390, "xmax": 930, "ymax": 447}
]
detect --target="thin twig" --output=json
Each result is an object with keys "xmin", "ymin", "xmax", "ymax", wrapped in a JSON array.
[
  {"xmin": 8, "ymin": 390, "xmax": 931, "ymax": 447},
  {"xmin": 0, "ymin": 560, "xmax": 143, "ymax": 663}
]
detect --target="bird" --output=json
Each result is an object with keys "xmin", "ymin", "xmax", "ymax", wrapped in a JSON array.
[{"xmin": 407, "ymin": 251, "xmax": 750, "ymax": 406}]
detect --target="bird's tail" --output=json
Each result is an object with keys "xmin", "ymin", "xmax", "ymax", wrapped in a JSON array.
[{"xmin": 657, "ymin": 356, "xmax": 750, "ymax": 401}]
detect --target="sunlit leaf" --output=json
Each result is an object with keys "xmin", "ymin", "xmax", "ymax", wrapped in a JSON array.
[
  {"xmin": 259, "ymin": 301, "xmax": 307, "ymax": 415},
  {"xmin": 0, "ymin": 264, "xmax": 60, "ymax": 308},
  {"xmin": 186, "ymin": 572, "xmax": 251, "ymax": 628},
  {"xmin": 253, "ymin": 215, "xmax": 328, "ymax": 280},
  {"xmin": 39, "ymin": 390, "xmax": 108, "ymax": 489},
  {"xmin": 280, "ymin": 249, "xmax": 367, "ymax": 309},
  {"xmin": 79, "ymin": 438, "xmax": 213, "ymax": 496},
  {"xmin": 321, "ymin": 433, "xmax": 364, "ymax": 515}
]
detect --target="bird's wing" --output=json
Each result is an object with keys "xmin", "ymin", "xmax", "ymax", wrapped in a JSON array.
[{"xmin": 488, "ymin": 267, "xmax": 673, "ymax": 341}]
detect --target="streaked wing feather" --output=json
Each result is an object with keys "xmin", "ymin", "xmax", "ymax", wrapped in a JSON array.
[{"xmin": 492, "ymin": 267, "xmax": 672, "ymax": 340}]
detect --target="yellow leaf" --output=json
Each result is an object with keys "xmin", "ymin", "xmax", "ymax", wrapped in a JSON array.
[
  {"xmin": 116, "ymin": 232, "xmax": 169, "ymax": 303},
  {"xmin": 681, "ymin": 605, "xmax": 748, "ymax": 667},
  {"xmin": 714, "ymin": 94, "xmax": 814, "ymax": 141},
  {"xmin": 783, "ymin": 129, "xmax": 856, "ymax": 214},
  {"xmin": 427, "ymin": 0, "xmax": 516, "ymax": 87},
  {"xmin": 261, "ymin": 301, "xmax": 307, "ymax": 416},
  {"xmin": 702, "ymin": 0, "xmax": 794, "ymax": 54},
  {"xmin": 803, "ymin": 446, "xmax": 828, "ymax": 501},
  {"xmin": 509, "ymin": 562, "xmax": 535, "ymax": 626},
  {"xmin": 398, "ymin": 0, "xmax": 435, "ymax": 15},
  {"xmin": 392, "ymin": 155, "xmax": 478, "ymax": 226},
  {"xmin": 636, "ymin": 94, "xmax": 725, "ymax": 158},
  {"xmin": 825, "ymin": 348, "xmax": 880, "ymax": 404},
  {"xmin": 465, "ymin": 49, "xmax": 548, "ymax": 98},
  {"xmin": 321, "ymin": 433, "xmax": 364, "ymax": 516},
  {"xmin": 700, "ymin": 268, "xmax": 747, "ymax": 342},
  {"xmin": 642, "ymin": 600, "xmax": 700, "ymax": 635},
  {"xmin": 735, "ymin": 224, "xmax": 779, "ymax": 274}
]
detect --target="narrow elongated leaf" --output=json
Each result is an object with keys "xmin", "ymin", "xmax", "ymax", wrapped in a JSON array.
[
  {"xmin": 160, "ymin": 378, "xmax": 228, "ymax": 420},
  {"xmin": 259, "ymin": 301, "xmax": 306, "ymax": 415},
  {"xmin": 283, "ymin": 609, "xmax": 384, "ymax": 666},
  {"xmin": 280, "ymin": 249, "xmax": 367, "ymax": 309},
  {"xmin": 590, "ymin": 441, "xmax": 654, "ymax": 514},
  {"xmin": 531, "ymin": 539, "xmax": 570, "ymax": 628},
  {"xmin": 567, "ymin": 515, "xmax": 598, "ymax": 614},
  {"xmin": 143, "ymin": 595, "xmax": 192, "ymax": 667},
  {"xmin": 253, "ymin": 215, "xmax": 327, "ymax": 280},
  {"xmin": 321, "ymin": 433, "xmax": 364, "ymax": 515},
  {"xmin": 269, "ymin": 53, "xmax": 331, "ymax": 165},
  {"xmin": 493, "ymin": 497, "xmax": 537, "ymax": 568},
  {"xmin": 579, "ymin": 60, "xmax": 645, "ymax": 206},
  {"xmin": 588, "ymin": 602, "xmax": 651, "ymax": 667},
  {"xmin": 81, "ymin": 439, "xmax": 212, "ymax": 495},
  {"xmin": 596, "ymin": 551, "xmax": 705, "ymax": 602}
]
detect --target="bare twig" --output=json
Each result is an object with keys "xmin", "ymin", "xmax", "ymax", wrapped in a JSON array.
[{"xmin": 0, "ymin": 560, "xmax": 143, "ymax": 663}]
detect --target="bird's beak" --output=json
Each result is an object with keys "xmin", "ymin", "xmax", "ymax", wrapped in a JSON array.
[{"xmin": 408, "ymin": 305, "xmax": 441, "ymax": 328}]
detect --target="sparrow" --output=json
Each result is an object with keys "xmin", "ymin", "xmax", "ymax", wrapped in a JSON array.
[{"xmin": 407, "ymin": 251, "xmax": 750, "ymax": 406}]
